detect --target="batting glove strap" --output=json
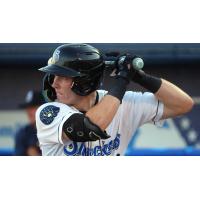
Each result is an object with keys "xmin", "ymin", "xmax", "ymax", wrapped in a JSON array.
[{"xmin": 133, "ymin": 70, "xmax": 162, "ymax": 93}]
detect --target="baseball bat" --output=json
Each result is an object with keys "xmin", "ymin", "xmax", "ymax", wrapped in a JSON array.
[{"xmin": 104, "ymin": 56, "xmax": 144, "ymax": 70}]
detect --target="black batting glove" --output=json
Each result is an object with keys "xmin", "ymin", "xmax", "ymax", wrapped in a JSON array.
[
  {"xmin": 115, "ymin": 54, "xmax": 132, "ymax": 83},
  {"xmin": 107, "ymin": 54, "xmax": 135, "ymax": 103}
]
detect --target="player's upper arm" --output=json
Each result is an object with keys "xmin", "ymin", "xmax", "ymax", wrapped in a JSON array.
[
  {"xmin": 161, "ymin": 106, "xmax": 176, "ymax": 120},
  {"xmin": 161, "ymin": 100, "xmax": 193, "ymax": 120},
  {"xmin": 122, "ymin": 92, "xmax": 164, "ymax": 127},
  {"xmin": 139, "ymin": 92, "xmax": 164, "ymax": 125}
]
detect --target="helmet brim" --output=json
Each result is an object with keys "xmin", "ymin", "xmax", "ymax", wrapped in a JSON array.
[{"xmin": 38, "ymin": 64, "xmax": 86, "ymax": 77}]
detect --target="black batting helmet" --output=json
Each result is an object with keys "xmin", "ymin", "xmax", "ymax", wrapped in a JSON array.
[{"xmin": 39, "ymin": 44, "xmax": 105, "ymax": 101}]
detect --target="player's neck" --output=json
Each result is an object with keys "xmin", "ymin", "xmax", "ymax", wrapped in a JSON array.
[{"xmin": 73, "ymin": 91, "xmax": 97, "ymax": 112}]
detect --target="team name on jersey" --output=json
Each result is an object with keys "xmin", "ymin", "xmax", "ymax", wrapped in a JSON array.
[{"xmin": 63, "ymin": 134, "xmax": 120, "ymax": 156}]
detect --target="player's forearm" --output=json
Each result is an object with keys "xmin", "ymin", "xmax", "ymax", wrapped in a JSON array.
[
  {"xmin": 155, "ymin": 79, "xmax": 194, "ymax": 119},
  {"xmin": 132, "ymin": 69, "xmax": 194, "ymax": 119},
  {"xmin": 86, "ymin": 66, "xmax": 130, "ymax": 131},
  {"xmin": 86, "ymin": 95, "xmax": 120, "ymax": 131}
]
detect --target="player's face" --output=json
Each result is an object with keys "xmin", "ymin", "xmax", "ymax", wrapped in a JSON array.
[{"xmin": 52, "ymin": 75, "xmax": 80, "ymax": 105}]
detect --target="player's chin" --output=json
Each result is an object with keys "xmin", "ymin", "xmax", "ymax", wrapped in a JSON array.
[
  {"xmin": 56, "ymin": 94, "xmax": 64, "ymax": 103},
  {"xmin": 57, "ymin": 93, "xmax": 66, "ymax": 101},
  {"xmin": 57, "ymin": 96, "xmax": 72, "ymax": 105}
]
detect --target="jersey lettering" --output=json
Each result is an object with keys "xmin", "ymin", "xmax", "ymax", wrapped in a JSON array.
[{"xmin": 63, "ymin": 134, "xmax": 120, "ymax": 156}]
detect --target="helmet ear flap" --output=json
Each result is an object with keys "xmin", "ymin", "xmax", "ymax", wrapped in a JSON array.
[
  {"xmin": 48, "ymin": 74, "xmax": 55, "ymax": 85},
  {"xmin": 71, "ymin": 73, "xmax": 103, "ymax": 96},
  {"xmin": 70, "ymin": 62, "xmax": 105, "ymax": 96},
  {"xmin": 42, "ymin": 74, "xmax": 57, "ymax": 102}
]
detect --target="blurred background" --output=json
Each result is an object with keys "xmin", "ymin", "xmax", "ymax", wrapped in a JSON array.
[{"xmin": 0, "ymin": 43, "xmax": 199, "ymax": 156}]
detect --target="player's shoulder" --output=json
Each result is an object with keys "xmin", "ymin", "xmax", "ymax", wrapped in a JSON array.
[
  {"xmin": 97, "ymin": 90, "xmax": 155, "ymax": 102},
  {"xmin": 96, "ymin": 90, "xmax": 154, "ymax": 102},
  {"xmin": 122, "ymin": 91, "xmax": 155, "ymax": 102},
  {"xmin": 36, "ymin": 102, "xmax": 77, "ymax": 123},
  {"xmin": 123, "ymin": 91, "xmax": 142, "ymax": 101},
  {"xmin": 37, "ymin": 102, "xmax": 72, "ymax": 113}
]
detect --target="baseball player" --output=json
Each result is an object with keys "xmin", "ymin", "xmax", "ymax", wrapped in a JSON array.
[{"xmin": 36, "ymin": 44, "xmax": 194, "ymax": 156}]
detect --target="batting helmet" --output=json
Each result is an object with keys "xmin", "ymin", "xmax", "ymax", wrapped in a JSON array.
[{"xmin": 39, "ymin": 44, "xmax": 105, "ymax": 100}]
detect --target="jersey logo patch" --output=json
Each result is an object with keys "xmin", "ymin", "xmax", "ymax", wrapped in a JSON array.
[{"xmin": 40, "ymin": 105, "xmax": 60, "ymax": 125}]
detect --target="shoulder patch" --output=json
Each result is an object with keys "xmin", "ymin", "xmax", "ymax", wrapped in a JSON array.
[{"xmin": 40, "ymin": 105, "xmax": 60, "ymax": 125}]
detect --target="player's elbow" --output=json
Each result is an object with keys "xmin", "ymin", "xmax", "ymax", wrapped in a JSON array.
[{"xmin": 177, "ymin": 96, "xmax": 194, "ymax": 115}]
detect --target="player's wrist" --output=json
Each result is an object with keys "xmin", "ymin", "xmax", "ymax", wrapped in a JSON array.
[
  {"xmin": 107, "ymin": 76, "xmax": 128, "ymax": 103},
  {"xmin": 133, "ymin": 70, "xmax": 162, "ymax": 93}
]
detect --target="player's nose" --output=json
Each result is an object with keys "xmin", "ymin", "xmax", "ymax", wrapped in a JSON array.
[{"xmin": 52, "ymin": 76, "xmax": 60, "ymax": 89}]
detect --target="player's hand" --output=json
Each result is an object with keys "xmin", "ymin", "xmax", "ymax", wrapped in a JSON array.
[
  {"xmin": 107, "ymin": 54, "xmax": 135, "ymax": 103},
  {"xmin": 112, "ymin": 54, "xmax": 136, "ymax": 83}
]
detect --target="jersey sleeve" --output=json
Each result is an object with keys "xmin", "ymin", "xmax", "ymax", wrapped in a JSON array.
[
  {"xmin": 134, "ymin": 92, "xmax": 164, "ymax": 126},
  {"xmin": 36, "ymin": 102, "xmax": 80, "ymax": 145},
  {"xmin": 118, "ymin": 91, "xmax": 164, "ymax": 138}
]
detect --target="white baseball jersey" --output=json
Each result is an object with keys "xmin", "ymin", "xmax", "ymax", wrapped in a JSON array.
[{"xmin": 36, "ymin": 90, "xmax": 164, "ymax": 156}]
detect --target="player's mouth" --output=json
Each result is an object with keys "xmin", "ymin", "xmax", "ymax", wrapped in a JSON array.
[{"xmin": 56, "ymin": 91, "xmax": 63, "ymax": 97}]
